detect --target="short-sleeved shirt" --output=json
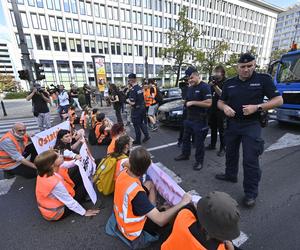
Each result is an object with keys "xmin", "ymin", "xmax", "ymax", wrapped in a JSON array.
[
  {"xmin": 186, "ymin": 82, "xmax": 212, "ymax": 121},
  {"xmin": 131, "ymin": 190, "xmax": 155, "ymax": 216},
  {"xmin": 210, "ymin": 80, "xmax": 225, "ymax": 112},
  {"xmin": 129, "ymin": 84, "xmax": 145, "ymax": 109},
  {"xmin": 32, "ymin": 91, "xmax": 50, "ymax": 114},
  {"xmin": 220, "ymin": 72, "xmax": 281, "ymax": 120},
  {"xmin": 70, "ymin": 90, "xmax": 78, "ymax": 98}
]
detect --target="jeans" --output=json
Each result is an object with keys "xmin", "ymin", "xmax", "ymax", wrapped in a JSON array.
[
  {"xmin": 225, "ymin": 120, "xmax": 264, "ymax": 199},
  {"xmin": 85, "ymin": 95, "xmax": 91, "ymax": 108},
  {"xmin": 72, "ymin": 98, "xmax": 82, "ymax": 110},
  {"xmin": 59, "ymin": 105, "xmax": 69, "ymax": 120},
  {"xmin": 36, "ymin": 112, "xmax": 51, "ymax": 131}
]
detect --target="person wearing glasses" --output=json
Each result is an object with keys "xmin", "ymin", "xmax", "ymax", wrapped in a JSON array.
[
  {"xmin": 216, "ymin": 53, "xmax": 283, "ymax": 208},
  {"xmin": 0, "ymin": 123, "xmax": 37, "ymax": 179}
]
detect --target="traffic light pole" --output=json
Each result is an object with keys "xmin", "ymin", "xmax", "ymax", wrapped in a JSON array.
[{"xmin": 11, "ymin": 0, "xmax": 35, "ymax": 88}]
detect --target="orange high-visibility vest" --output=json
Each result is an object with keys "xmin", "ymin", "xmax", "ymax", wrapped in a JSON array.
[
  {"xmin": 114, "ymin": 170, "xmax": 147, "ymax": 241},
  {"xmin": 0, "ymin": 131, "xmax": 29, "ymax": 169},
  {"xmin": 68, "ymin": 109, "xmax": 76, "ymax": 128},
  {"xmin": 114, "ymin": 157, "xmax": 128, "ymax": 181},
  {"xmin": 107, "ymin": 136, "xmax": 117, "ymax": 155},
  {"xmin": 58, "ymin": 167, "xmax": 75, "ymax": 197},
  {"xmin": 143, "ymin": 87, "xmax": 157, "ymax": 107},
  {"xmin": 95, "ymin": 122, "xmax": 108, "ymax": 144},
  {"xmin": 161, "ymin": 209, "xmax": 226, "ymax": 250},
  {"xmin": 36, "ymin": 173, "xmax": 74, "ymax": 221}
]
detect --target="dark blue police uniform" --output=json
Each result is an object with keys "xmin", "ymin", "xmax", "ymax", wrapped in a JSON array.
[
  {"xmin": 129, "ymin": 84, "xmax": 149, "ymax": 143},
  {"xmin": 220, "ymin": 72, "xmax": 280, "ymax": 199},
  {"xmin": 181, "ymin": 82, "xmax": 211, "ymax": 166}
]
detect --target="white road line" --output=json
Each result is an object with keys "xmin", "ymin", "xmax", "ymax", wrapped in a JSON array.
[
  {"xmin": 233, "ymin": 231, "xmax": 249, "ymax": 247},
  {"xmin": 0, "ymin": 177, "xmax": 16, "ymax": 196}
]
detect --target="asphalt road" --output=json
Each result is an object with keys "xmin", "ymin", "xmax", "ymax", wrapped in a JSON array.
[{"xmin": 0, "ymin": 114, "xmax": 300, "ymax": 250}]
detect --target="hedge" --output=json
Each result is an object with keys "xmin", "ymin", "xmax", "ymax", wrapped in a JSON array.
[{"xmin": 4, "ymin": 92, "xmax": 28, "ymax": 99}]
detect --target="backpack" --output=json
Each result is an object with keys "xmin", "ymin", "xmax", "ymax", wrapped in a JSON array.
[
  {"xmin": 93, "ymin": 154, "xmax": 128, "ymax": 195},
  {"xmin": 155, "ymin": 87, "xmax": 164, "ymax": 105}
]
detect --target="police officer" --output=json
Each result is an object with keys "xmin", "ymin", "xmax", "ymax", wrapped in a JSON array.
[
  {"xmin": 174, "ymin": 67, "xmax": 212, "ymax": 171},
  {"xmin": 127, "ymin": 73, "xmax": 150, "ymax": 145},
  {"xmin": 206, "ymin": 65, "xmax": 226, "ymax": 157},
  {"xmin": 216, "ymin": 53, "xmax": 283, "ymax": 207}
]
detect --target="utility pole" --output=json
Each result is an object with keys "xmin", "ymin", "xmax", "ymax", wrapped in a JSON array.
[
  {"xmin": 145, "ymin": 55, "xmax": 149, "ymax": 81},
  {"xmin": 11, "ymin": 0, "xmax": 35, "ymax": 88}
]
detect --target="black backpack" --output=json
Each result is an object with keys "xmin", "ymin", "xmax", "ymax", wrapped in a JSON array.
[{"xmin": 155, "ymin": 87, "xmax": 164, "ymax": 105}]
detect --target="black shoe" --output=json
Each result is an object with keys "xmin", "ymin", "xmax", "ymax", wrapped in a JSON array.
[
  {"xmin": 3, "ymin": 171, "xmax": 15, "ymax": 179},
  {"xmin": 177, "ymin": 140, "xmax": 182, "ymax": 147},
  {"xmin": 193, "ymin": 162, "xmax": 203, "ymax": 171},
  {"xmin": 133, "ymin": 140, "xmax": 141, "ymax": 145},
  {"xmin": 206, "ymin": 144, "xmax": 216, "ymax": 150},
  {"xmin": 174, "ymin": 154, "xmax": 189, "ymax": 161},
  {"xmin": 217, "ymin": 149, "xmax": 225, "ymax": 157},
  {"xmin": 215, "ymin": 173, "xmax": 238, "ymax": 183},
  {"xmin": 243, "ymin": 197, "xmax": 256, "ymax": 208},
  {"xmin": 142, "ymin": 136, "xmax": 151, "ymax": 143}
]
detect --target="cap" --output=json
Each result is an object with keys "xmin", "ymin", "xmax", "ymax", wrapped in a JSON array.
[
  {"xmin": 185, "ymin": 66, "xmax": 198, "ymax": 77},
  {"xmin": 197, "ymin": 191, "xmax": 240, "ymax": 241},
  {"xmin": 238, "ymin": 53, "xmax": 255, "ymax": 63},
  {"xmin": 128, "ymin": 73, "xmax": 136, "ymax": 79}
]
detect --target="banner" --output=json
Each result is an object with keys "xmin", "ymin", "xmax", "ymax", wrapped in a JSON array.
[
  {"xmin": 92, "ymin": 55, "xmax": 107, "ymax": 92},
  {"xmin": 75, "ymin": 143, "xmax": 97, "ymax": 204},
  {"xmin": 147, "ymin": 163, "xmax": 201, "ymax": 206},
  {"xmin": 31, "ymin": 121, "xmax": 70, "ymax": 154}
]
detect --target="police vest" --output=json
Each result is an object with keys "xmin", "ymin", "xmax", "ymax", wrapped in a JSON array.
[
  {"xmin": 36, "ymin": 172, "xmax": 74, "ymax": 221},
  {"xmin": 161, "ymin": 208, "xmax": 226, "ymax": 250},
  {"xmin": 144, "ymin": 87, "xmax": 157, "ymax": 107},
  {"xmin": 0, "ymin": 131, "xmax": 29, "ymax": 169},
  {"xmin": 114, "ymin": 170, "xmax": 146, "ymax": 241}
]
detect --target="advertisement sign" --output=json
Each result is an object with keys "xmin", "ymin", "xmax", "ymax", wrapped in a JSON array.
[{"xmin": 92, "ymin": 55, "xmax": 107, "ymax": 92}]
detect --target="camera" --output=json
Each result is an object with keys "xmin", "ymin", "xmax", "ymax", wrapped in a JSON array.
[{"xmin": 209, "ymin": 75, "xmax": 219, "ymax": 83}]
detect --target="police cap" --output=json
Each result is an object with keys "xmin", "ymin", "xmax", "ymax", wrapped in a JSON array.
[
  {"xmin": 185, "ymin": 66, "xmax": 198, "ymax": 77},
  {"xmin": 238, "ymin": 53, "xmax": 255, "ymax": 63},
  {"xmin": 128, "ymin": 73, "xmax": 137, "ymax": 79}
]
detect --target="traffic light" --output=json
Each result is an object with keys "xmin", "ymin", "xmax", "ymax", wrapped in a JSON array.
[
  {"xmin": 18, "ymin": 69, "xmax": 30, "ymax": 80},
  {"xmin": 34, "ymin": 62, "xmax": 45, "ymax": 81}
]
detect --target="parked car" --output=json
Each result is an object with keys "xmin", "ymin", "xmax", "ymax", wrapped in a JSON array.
[
  {"xmin": 160, "ymin": 87, "xmax": 182, "ymax": 104},
  {"xmin": 157, "ymin": 99, "xmax": 184, "ymax": 127}
]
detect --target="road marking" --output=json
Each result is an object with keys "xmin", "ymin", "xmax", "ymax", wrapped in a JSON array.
[
  {"xmin": 266, "ymin": 133, "xmax": 300, "ymax": 152},
  {"xmin": 0, "ymin": 177, "xmax": 16, "ymax": 196},
  {"xmin": 233, "ymin": 231, "xmax": 249, "ymax": 247}
]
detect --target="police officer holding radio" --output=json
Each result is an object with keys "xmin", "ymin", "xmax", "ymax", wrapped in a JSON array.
[
  {"xmin": 216, "ymin": 53, "xmax": 283, "ymax": 207},
  {"xmin": 127, "ymin": 73, "xmax": 150, "ymax": 145},
  {"xmin": 175, "ymin": 67, "xmax": 212, "ymax": 171}
]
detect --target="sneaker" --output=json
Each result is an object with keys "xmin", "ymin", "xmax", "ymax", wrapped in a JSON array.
[
  {"xmin": 193, "ymin": 162, "xmax": 203, "ymax": 171},
  {"xmin": 142, "ymin": 136, "xmax": 151, "ymax": 143},
  {"xmin": 215, "ymin": 173, "xmax": 238, "ymax": 183},
  {"xmin": 243, "ymin": 197, "xmax": 256, "ymax": 208},
  {"xmin": 132, "ymin": 140, "xmax": 141, "ymax": 145},
  {"xmin": 174, "ymin": 154, "xmax": 189, "ymax": 161}
]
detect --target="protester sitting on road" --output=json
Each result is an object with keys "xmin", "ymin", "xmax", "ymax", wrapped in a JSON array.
[
  {"xmin": 106, "ymin": 146, "xmax": 192, "ymax": 249},
  {"xmin": 80, "ymin": 106, "xmax": 92, "ymax": 129},
  {"xmin": 107, "ymin": 123, "xmax": 126, "ymax": 155},
  {"xmin": 0, "ymin": 123, "xmax": 37, "ymax": 179},
  {"xmin": 91, "ymin": 108, "xmax": 99, "ymax": 128},
  {"xmin": 68, "ymin": 106, "xmax": 77, "ymax": 129},
  {"xmin": 94, "ymin": 113, "xmax": 113, "ymax": 145},
  {"xmin": 34, "ymin": 150, "xmax": 100, "ymax": 221},
  {"xmin": 161, "ymin": 191, "xmax": 240, "ymax": 250}
]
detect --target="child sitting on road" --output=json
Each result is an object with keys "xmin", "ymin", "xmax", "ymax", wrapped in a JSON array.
[{"xmin": 34, "ymin": 150, "xmax": 99, "ymax": 221}]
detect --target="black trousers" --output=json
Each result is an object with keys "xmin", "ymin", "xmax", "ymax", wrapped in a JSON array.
[
  {"xmin": 209, "ymin": 110, "xmax": 225, "ymax": 149},
  {"xmin": 114, "ymin": 105, "xmax": 123, "ymax": 125},
  {"xmin": 4, "ymin": 143, "xmax": 38, "ymax": 179},
  {"xmin": 85, "ymin": 95, "xmax": 92, "ymax": 108}
]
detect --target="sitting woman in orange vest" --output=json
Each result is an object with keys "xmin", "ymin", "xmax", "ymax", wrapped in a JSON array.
[
  {"xmin": 80, "ymin": 106, "xmax": 91, "ymax": 129},
  {"xmin": 94, "ymin": 113, "xmax": 113, "ymax": 145},
  {"xmin": 0, "ymin": 123, "xmax": 37, "ymax": 179},
  {"xmin": 106, "ymin": 147, "xmax": 192, "ymax": 249},
  {"xmin": 34, "ymin": 150, "xmax": 100, "ymax": 221},
  {"xmin": 162, "ymin": 191, "xmax": 240, "ymax": 250},
  {"xmin": 68, "ymin": 106, "xmax": 77, "ymax": 129},
  {"xmin": 107, "ymin": 123, "xmax": 126, "ymax": 155}
]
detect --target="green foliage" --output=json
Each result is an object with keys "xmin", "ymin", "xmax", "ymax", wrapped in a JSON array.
[
  {"xmin": 161, "ymin": 6, "xmax": 200, "ymax": 86},
  {"xmin": 225, "ymin": 53, "xmax": 240, "ymax": 78},
  {"xmin": 0, "ymin": 73, "xmax": 17, "ymax": 92},
  {"xmin": 4, "ymin": 91, "xmax": 28, "ymax": 99},
  {"xmin": 270, "ymin": 49, "xmax": 289, "ymax": 62}
]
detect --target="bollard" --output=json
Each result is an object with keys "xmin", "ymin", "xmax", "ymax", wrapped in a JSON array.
[{"xmin": 1, "ymin": 100, "xmax": 7, "ymax": 116}]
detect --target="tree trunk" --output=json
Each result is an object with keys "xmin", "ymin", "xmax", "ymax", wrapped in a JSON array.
[{"xmin": 175, "ymin": 64, "xmax": 182, "ymax": 87}]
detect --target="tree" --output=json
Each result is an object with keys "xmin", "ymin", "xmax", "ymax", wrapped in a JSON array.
[
  {"xmin": 161, "ymin": 6, "xmax": 200, "ymax": 86},
  {"xmin": 0, "ymin": 73, "xmax": 17, "ymax": 91},
  {"xmin": 225, "ymin": 53, "xmax": 240, "ymax": 78},
  {"xmin": 197, "ymin": 40, "xmax": 229, "ymax": 77},
  {"xmin": 270, "ymin": 49, "xmax": 289, "ymax": 62}
]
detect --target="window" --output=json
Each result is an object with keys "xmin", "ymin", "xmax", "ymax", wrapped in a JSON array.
[
  {"xmin": 10, "ymin": 11, "xmax": 16, "ymax": 26},
  {"xmin": 133, "ymin": 11, "xmax": 137, "ymax": 23},
  {"xmin": 84, "ymin": 40, "xmax": 89, "ymax": 52},
  {"xmin": 36, "ymin": 0, "xmax": 43, "ymax": 8},
  {"xmin": 123, "ymin": 44, "xmax": 127, "ymax": 55},
  {"xmin": 53, "ymin": 37, "xmax": 60, "ymax": 51},
  {"xmin": 69, "ymin": 38, "xmax": 75, "ymax": 52},
  {"xmin": 90, "ymin": 41, "xmax": 95, "ymax": 53},
  {"xmin": 98, "ymin": 41, "xmax": 103, "ymax": 54},
  {"xmin": 82, "ymin": 21, "xmax": 87, "ymax": 34},
  {"xmin": 104, "ymin": 42, "xmax": 108, "ymax": 54},
  {"xmin": 79, "ymin": 0, "xmax": 85, "ymax": 15},
  {"xmin": 128, "ymin": 44, "xmax": 132, "ymax": 56},
  {"xmin": 115, "ymin": 26, "xmax": 120, "ymax": 38},
  {"xmin": 76, "ymin": 39, "xmax": 82, "ymax": 52},
  {"xmin": 45, "ymin": 0, "xmax": 52, "ymax": 9},
  {"xmin": 126, "ymin": 10, "xmax": 131, "ymax": 22},
  {"xmin": 111, "ymin": 42, "xmax": 116, "ymax": 55},
  {"xmin": 127, "ymin": 27, "xmax": 131, "ymax": 39},
  {"xmin": 113, "ymin": 7, "xmax": 118, "ymax": 20},
  {"xmin": 57, "ymin": 17, "xmax": 64, "ymax": 32},
  {"xmin": 108, "ymin": 7, "xmax": 113, "ymax": 19},
  {"xmin": 100, "ymin": 5, "xmax": 106, "ymax": 18},
  {"xmin": 64, "ymin": 0, "xmax": 70, "ymax": 12},
  {"xmin": 20, "ymin": 12, "xmax": 28, "ymax": 28},
  {"xmin": 86, "ymin": 2, "xmax": 92, "ymax": 16},
  {"xmin": 54, "ymin": 0, "xmax": 61, "ymax": 10},
  {"xmin": 137, "ymin": 29, "xmax": 142, "ymax": 41},
  {"xmin": 96, "ymin": 23, "xmax": 101, "ymax": 35},
  {"xmin": 25, "ymin": 34, "xmax": 33, "ymax": 49},
  {"xmin": 35, "ymin": 35, "xmax": 43, "ymax": 50},
  {"xmin": 103, "ymin": 24, "xmax": 107, "ymax": 37},
  {"xmin": 31, "ymin": 13, "xmax": 39, "ymax": 29},
  {"xmin": 120, "ymin": 9, "xmax": 125, "ymax": 22},
  {"xmin": 121, "ymin": 27, "xmax": 126, "ymax": 39},
  {"xmin": 49, "ymin": 16, "xmax": 57, "ymax": 31},
  {"xmin": 66, "ymin": 18, "xmax": 73, "ymax": 33},
  {"xmin": 94, "ymin": 3, "xmax": 100, "ymax": 17},
  {"xmin": 39, "ymin": 15, "xmax": 47, "ymax": 30},
  {"xmin": 74, "ymin": 20, "xmax": 80, "ymax": 33},
  {"xmin": 61, "ymin": 38, "xmax": 67, "ymax": 51},
  {"xmin": 70, "ymin": 0, "xmax": 77, "ymax": 13},
  {"xmin": 88, "ymin": 22, "xmax": 94, "ymax": 35},
  {"xmin": 109, "ymin": 25, "xmax": 114, "ymax": 38},
  {"xmin": 43, "ymin": 35, "xmax": 51, "ymax": 50},
  {"xmin": 116, "ymin": 43, "xmax": 121, "ymax": 55}
]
